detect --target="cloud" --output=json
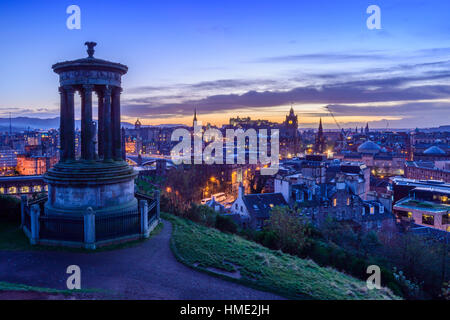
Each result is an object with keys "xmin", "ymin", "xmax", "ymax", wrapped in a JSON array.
[
  {"xmin": 325, "ymin": 102, "xmax": 450, "ymax": 117},
  {"xmin": 119, "ymin": 48, "xmax": 450, "ymax": 127},
  {"xmin": 255, "ymin": 52, "xmax": 389, "ymax": 63},
  {"xmin": 128, "ymin": 78, "xmax": 280, "ymax": 95},
  {"xmin": 122, "ymin": 81, "xmax": 450, "ymax": 119}
]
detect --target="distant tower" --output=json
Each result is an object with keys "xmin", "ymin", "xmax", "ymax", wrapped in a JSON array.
[
  {"xmin": 284, "ymin": 105, "xmax": 300, "ymax": 156},
  {"xmin": 193, "ymin": 108, "xmax": 198, "ymax": 127},
  {"xmin": 315, "ymin": 118, "xmax": 325, "ymax": 154},
  {"xmin": 135, "ymin": 118, "xmax": 142, "ymax": 130},
  {"xmin": 365, "ymin": 123, "xmax": 369, "ymax": 135}
]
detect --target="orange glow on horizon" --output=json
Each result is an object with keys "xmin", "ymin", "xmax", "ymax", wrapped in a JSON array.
[{"xmin": 122, "ymin": 113, "xmax": 402, "ymax": 128}]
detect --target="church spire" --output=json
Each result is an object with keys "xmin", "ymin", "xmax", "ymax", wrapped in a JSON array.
[
  {"xmin": 193, "ymin": 108, "xmax": 198, "ymax": 127},
  {"xmin": 315, "ymin": 118, "xmax": 325, "ymax": 154}
]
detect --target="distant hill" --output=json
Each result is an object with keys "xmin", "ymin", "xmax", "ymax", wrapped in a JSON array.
[{"xmin": 0, "ymin": 117, "xmax": 134, "ymax": 132}]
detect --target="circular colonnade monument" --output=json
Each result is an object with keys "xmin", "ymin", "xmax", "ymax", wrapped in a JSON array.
[
  {"xmin": 47, "ymin": 42, "xmax": 137, "ymax": 217},
  {"xmin": 21, "ymin": 42, "xmax": 159, "ymax": 249}
]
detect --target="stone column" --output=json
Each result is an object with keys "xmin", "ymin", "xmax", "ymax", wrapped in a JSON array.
[
  {"xmin": 103, "ymin": 86, "xmax": 113, "ymax": 161},
  {"xmin": 20, "ymin": 195, "xmax": 27, "ymax": 228},
  {"xmin": 83, "ymin": 207, "xmax": 96, "ymax": 250},
  {"xmin": 97, "ymin": 90, "xmax": 104, "ymax": 159},
  {"xmin": 64, "ymin": 86, "xmax": 76, "ymax": 161},
  {"xmin": 81, "ymin": 85, "xmax": 95, "ymax": 160},
  {"xmin": 58, "ymin": 86, "xmax": 67, "ymax": 162},
  {"xmin": 140, "ymin": 199, "xmax": 149, "ymax": 238},
  {"xmin": 112, "ymin": 87, "xmax": 123, "ymax": 161},
  {"xmin": 30, "ymin": 204, "xmax": 40, "ymax": 245}
]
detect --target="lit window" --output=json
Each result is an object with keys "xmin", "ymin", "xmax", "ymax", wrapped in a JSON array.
[
  {"xmin": 422, "ymin": 214, "xmax": 434, "ymax": 226},
  {"xmin": 346, "ymin": 198, "xmax": 350, "ymax": 206},
  {"xmin": 333, "ymin": 198, "xmax": 337, "ymax": 207}
]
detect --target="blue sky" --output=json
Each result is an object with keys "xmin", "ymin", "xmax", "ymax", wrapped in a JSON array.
[{"xmin": 0, "ymin": 0, "xmax": 450, "ymax": 128}]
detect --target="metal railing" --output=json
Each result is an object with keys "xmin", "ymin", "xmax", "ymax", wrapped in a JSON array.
[
  {"xmin": 95, "ymin": 208, "xmax": 140, "ymax": 242},
  {"xmin": 136, "ymin": 191, "xmax": 159, "ymax": 228},
  {"xmin": 39, "ymin": 214, "xmax": 84, "ymax": 242},
  {"xmin": 23, "ymin": 205, "xmax": 31, "ymax": 233},
  {"xmin": 21, "ymin": 190, "xmax": 160, "ymax": 247}
]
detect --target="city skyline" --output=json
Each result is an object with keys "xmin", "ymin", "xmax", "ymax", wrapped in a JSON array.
[{"xmin": 1, "ymin": 1, "xmax": 450, "ymax": 128}]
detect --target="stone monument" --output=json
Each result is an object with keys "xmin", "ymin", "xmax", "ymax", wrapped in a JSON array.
[{"xmin": 20, "ymin": 43, "xmax": 160, "ymax": 249}]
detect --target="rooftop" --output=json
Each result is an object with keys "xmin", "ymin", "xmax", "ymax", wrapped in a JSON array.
[{"xmin": 394, "ymin": 198, "xmax": 450, "ymax": 212}]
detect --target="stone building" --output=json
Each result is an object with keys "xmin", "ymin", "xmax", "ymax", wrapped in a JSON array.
[
  {"xmin": 391, "ymin": 177, "xmax": 450, "ymax": 232},
  {"xmin": 405, "ymin": 160, "xmax": 450, "ymax": 183},
  {"xmin": 231, "ymin": 184, "xmax": 288, "ymax": 229}
]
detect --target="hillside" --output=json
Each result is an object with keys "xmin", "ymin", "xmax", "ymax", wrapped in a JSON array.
[{"xmin": 165, "ymin": 213, "xmax": 399, "ymax": 300}]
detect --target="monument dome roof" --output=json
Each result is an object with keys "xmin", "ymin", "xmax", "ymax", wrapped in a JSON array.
[
  {"xmin": 423, "ymin": 146, "xmax": 445, "ymax": 155},
  {"xmin": 357, "ymin": 140, "xmax": 381, "ymax": 154},
  {"xmin": 52, "ymin": 42, "xmax": 128, "ymax": 75}
]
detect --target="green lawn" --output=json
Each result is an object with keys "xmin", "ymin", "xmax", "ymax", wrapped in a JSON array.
[
  {"xmin": 0, "ymin": 223, "xmax": 31, "ymax": 251},
  {"xmin": 164, "ymin": 213, "xmax": 399, "ymax": 300},
  {"xmin": 0, "ymin": 281, "xmax": 99, "ymax": 295}
]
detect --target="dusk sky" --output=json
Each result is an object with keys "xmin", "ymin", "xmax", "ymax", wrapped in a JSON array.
[{"xmin": 1, "ymin": 0, "xmax": 450, "ymax": 128}]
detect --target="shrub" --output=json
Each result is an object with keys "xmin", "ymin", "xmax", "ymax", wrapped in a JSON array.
[
  {"xmin": 0, "ymin": 195, "xmax": 21, "ymax": 224},
  {"xmin": 185, "ymin": 203, "xmax": 217, "ymax": 227},
  {"xmin": 215, "ymin": 215, "xmax": 238, "ymax": 234}
]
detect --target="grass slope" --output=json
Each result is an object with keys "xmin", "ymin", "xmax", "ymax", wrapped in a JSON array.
[{"xmin": 164, "ymin": 213, "xmax": 399, "ymax": 300}]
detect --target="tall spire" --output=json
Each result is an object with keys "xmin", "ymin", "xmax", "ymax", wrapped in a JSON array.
[
  {"xmin": 315, "ymin": 118, "xmax": 325, "ymax": 154},
  {"xmin": 193, "ymin": 108, "xmax": 198, "ymax": 127}
]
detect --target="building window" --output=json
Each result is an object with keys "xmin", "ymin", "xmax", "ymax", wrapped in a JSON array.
[
  {"xmin": 422, "ymin": 214, "xmax": 434, "ymax": 226},
  {"xmin": 333, "ymin": 198, "xmax": 337, "ymax": 207},
  {"xmin": 443, "ymin": 214, "xmax": 450, "ymax": 225},
  {"xmin": 346, "ymin": 198, "xmax": 350, "ymax": 206}
]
